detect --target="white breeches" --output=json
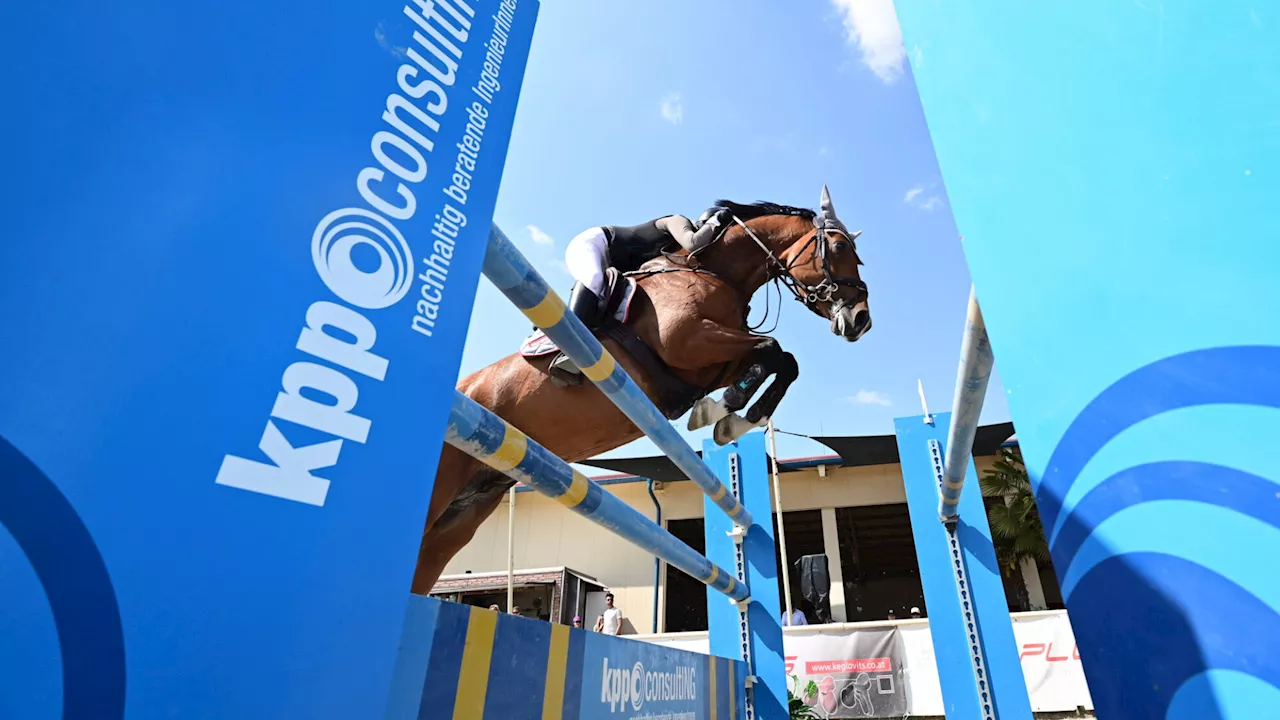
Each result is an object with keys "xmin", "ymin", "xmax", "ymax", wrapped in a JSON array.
[{"xmin": 565, "ymin": 227, "xmax": 610, "ymax": 297}]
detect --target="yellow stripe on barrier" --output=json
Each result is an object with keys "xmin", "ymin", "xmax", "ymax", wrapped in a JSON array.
[
  {"xmin": 710, "ymin": 483, "xmax": 726, "ymax": 502},
  {"xmin": 541, "ymin": 624, "xmax": 570, "ymax": 719},
  {"xmin": 725, "ymin": 576, "xmax": 736, "ymax": 595},
  {"xmin": 524, "ymin": 291, "xmax": 566, "ymax": 328},
  {"xmin": 708, "ymin": 655, "xmax": 718, "ymax": 720},
  {"xmin": 707, "ymin": 565, "xmax": 719, "ymax": 586},
  {"xmin": 580, "ymin": 352, "xmax": 616, "ymax": 383},
  {"xmin": 490, "ymin": 422, "xmax": 528, "ymax": 472},
  {"xmin": 727, "ymin": 660, "xmax": 736, "ymax": 720},
  {"xmin": 554, "ymin": 471, "xmax": 590, "ymax": 509},
  {"xmin": 453, "ymin": 606, "xmax": 498, "ymax": 720}
]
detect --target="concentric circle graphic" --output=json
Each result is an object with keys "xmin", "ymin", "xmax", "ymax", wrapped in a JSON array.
[
  {"xmin": 311, "ymin": 207, "xmax": 414, "ymax": 310},
  {"xmin": 0, "ymin": 435, "xmax": 126, "ymax": 719}
]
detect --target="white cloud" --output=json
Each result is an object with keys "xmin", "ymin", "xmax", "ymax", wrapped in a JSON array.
[
  {"xmin": 526, "ymin": 225, "xmax": 554, "ymax": 246},
  {"xmin": 660, "ymin": 93, "xmax": 684, "ymax": 125},
  {"xmin": 830, "ymin": 0, "xmax": 907, "ymax": 84},
  {"xmin": 904, "ymin": 182, "xmax": 945, "ymax": 212},
  {"xmin": 850, "ymin": 390, "xmax": 892, "ymax": 407}
]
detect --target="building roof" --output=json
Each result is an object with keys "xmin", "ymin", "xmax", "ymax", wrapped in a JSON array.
[{"xmin": 577, "ymin": 422, "xmax": 1016, "ymax": 482}]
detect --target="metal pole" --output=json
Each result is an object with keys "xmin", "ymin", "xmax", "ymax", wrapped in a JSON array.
[
  {"xmin": 507, "ymin": 486, "xmax": 516, "ymax": 612},
  {"xmin": 938, "ymin": 285, "xmax": 995, "ymax": 521},
  {"xmin": 768, "ymin": 420, "xmax": 794, "ymax": 625},
  {"xmin": 647, "ymin": 478, "xmax": 662, "ymax": 634}
]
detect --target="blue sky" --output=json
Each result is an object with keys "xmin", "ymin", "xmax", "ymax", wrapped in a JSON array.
[{"xmin": 461, "ymin": 0, "xmax": 1011, "ymax": 464}]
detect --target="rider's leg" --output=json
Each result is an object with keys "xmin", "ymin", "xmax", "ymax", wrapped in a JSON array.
[{"xmin": 563, "ymin": 227, "xmax": 610, "ymax": 325}]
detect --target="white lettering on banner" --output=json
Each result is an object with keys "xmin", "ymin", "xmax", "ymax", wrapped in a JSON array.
[
  {"xmin": 214, "ymin": 0, "xmax": 529, "ymax": 506},
  {"xmin": 600, "ymin": 657, "xmax": 697, "ymax": 714}
]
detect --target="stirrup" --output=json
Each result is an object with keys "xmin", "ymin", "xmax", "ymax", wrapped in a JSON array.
[{"xmin": 549, "ymin": 353, "xmax": 584, "ymax": 387}]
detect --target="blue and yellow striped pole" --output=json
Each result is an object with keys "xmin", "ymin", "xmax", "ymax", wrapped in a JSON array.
[
  {"xmin": 484, "ymin": 224, "xmax": 753, "ymax": 528},
  {"xmin": 938, "ymin": 286, "xmax": 994, "ymax": 521},
  {"xmin": 447, "ymin": 390, "xmax": 750, "ymax": 601}
]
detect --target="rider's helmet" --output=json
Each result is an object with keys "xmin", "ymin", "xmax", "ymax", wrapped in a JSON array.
[{"xmin": 695, "ymin": 207, "xmax": 723, "ymax": 228}]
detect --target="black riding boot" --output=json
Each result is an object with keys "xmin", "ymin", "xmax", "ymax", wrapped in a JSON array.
[
  {"xmin": 567, "ymin": 282, "xmax": 605, "ymax": 329},
  {"xmin": 549, "ymin": 284, "xmax": 603, "ymax": 385}
]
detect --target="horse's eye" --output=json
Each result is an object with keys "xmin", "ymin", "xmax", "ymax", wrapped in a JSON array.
[{"xmin": 832, "ymin": 240, "xmax": 850, "ymax": 253}]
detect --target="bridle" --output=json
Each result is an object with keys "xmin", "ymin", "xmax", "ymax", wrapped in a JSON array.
[{"xmin": 730, "ymin": 215, "xmax": 867, "ymax": 310}]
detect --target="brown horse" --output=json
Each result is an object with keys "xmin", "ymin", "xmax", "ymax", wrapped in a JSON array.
[{"xmin": 410, "ymin": 186, "xmax": 872, "ymax": 594}]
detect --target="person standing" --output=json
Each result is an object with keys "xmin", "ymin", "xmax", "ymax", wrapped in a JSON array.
[
  {"xmin": 600, "ymin": 593, "xmax": 624, "ymax": 636},
  {"xmin": 782, "ymin": 606, "xmax": 808, "ymax": 627}
]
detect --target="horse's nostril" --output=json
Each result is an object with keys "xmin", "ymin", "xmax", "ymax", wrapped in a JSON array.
[{"xmin": 852, "ymin": 309, "xmax": 871, "ymax": 334}]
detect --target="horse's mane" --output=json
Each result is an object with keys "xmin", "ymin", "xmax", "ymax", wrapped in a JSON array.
[{"xmin": 713, "ymin": 200, "xmax": 816, "ymax": 222}]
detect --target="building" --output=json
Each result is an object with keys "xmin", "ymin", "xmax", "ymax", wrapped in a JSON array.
[{"xmin": 433, "ymin": 422, "xmax": 1063, "ymax": 635}]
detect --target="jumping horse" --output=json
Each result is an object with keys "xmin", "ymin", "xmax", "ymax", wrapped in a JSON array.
[{"xmin": 411, "ymin": 185, "xmax": 872, "ymax": 593}]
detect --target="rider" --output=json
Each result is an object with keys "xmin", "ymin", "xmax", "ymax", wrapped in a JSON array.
[{"xmin": 563, "ymin": 207, "xmax": 734, "ymax": 327}]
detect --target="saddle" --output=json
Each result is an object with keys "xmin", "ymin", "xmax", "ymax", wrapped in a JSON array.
[{"xmin": 518, "ymin": 269, "xmax": 709, "ymax": 420}]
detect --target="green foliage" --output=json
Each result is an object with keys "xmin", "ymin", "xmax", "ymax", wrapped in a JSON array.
[
  {"xmin": 787, "ymin": 675, "xmax": 819, "ymax": 719},
  {"xmin": 980, "ymin": 447, "xmax": 1051, "ymax": 573}
]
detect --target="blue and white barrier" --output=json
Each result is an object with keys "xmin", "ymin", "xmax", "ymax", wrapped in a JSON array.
[
  {"xmin": 447, "ymin": 390, "xmax": 749, "ymax": 601},
  {"xmin": 482, "ymin": 224, "xmax": 754, "ymax": 528},
  {"xmin": 938, "ymin": 285, "xmax": 994, "ymax": 521}
]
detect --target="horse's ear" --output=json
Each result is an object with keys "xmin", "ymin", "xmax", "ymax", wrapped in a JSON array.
[{"xmin": 819, "ymin": 185, "xmax": 848, "ymax": 234}]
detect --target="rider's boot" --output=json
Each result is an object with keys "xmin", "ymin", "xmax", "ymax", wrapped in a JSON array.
[{"xmin": 549, "ymin": 284, "xmax": 604, "ymax": 384}]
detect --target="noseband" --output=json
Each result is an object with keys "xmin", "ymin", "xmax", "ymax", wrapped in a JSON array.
[{"xmin": 730, "ymin": 216, "xmax": 867, "ymax": 309}]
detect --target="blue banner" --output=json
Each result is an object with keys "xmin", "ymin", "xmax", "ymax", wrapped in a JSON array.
[
  {"xmin": 895, "ymin": 1, "xmax": 1280, "ymax": 717},
  {"xmin": 390, "ymin": 595, "xmax": 744, "ymax": 719},
  {"xmin": 0, "ymin": 1, "xmax": 537, "ymax": 717}
]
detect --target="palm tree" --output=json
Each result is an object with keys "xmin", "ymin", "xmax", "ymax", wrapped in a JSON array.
[{"xmin": 980, "ymin": 447, "xmax": 1051, "ymax": 607}]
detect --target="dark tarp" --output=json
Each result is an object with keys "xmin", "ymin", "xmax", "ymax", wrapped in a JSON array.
[{"xmin": 577, "ymin": 422, "xmax": 1015, "ymax": 481}]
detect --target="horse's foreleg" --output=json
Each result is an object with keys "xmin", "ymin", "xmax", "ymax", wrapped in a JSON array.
[
  {"xmin": 683, "ymin": 333, "xmax": 794, "ymax": 442},
  {"xmin": 709, "ymin": 346, "xmax": 796, "ymax": 445},
  {"xmin": 744, "ymin": 350, "xmax": 798, "ymax": 423}
]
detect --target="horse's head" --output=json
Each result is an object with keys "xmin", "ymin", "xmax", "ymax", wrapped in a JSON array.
[
  {"xmin": 705, "ymin": 188, "xmax": 872, "ymax": 341},
  {"xmin": 726, "ymin": 187, "xmax": 869, "ymax": 341},
  {"xmin": 786, "ymin": 185, "xmax": 871, "ymax": 341}
]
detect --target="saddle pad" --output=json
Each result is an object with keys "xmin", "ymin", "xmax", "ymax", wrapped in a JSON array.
[{"xmin": 519, "ymin": 330, "xmax": 559, "ymax": 358}]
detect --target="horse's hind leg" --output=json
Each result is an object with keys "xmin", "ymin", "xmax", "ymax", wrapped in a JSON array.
[{"xmin": 411, "ymin": 465, "xmax": 514, "ymax": 594}]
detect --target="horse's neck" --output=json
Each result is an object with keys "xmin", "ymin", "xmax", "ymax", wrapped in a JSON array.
[{"xmin": 703, "ymin": 218, "xmax": 800, "ymax": 296}]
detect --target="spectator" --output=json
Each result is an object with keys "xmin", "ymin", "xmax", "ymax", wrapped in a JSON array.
[
  {"xmin": 782, "ymin": 606, "xmax": 807, "ymax": 627},
  {"xmin": 572, "ymin": 616, "xmax": 583, "ymax": 629},
  {"xmin": 489, "ymin": 604, "xmax": 500, "ymax": 612},
  {"xmin": 910, "ymin": 607, "xmax": 922, "ymax": 619},
  {"xmin": 600, "ymin": 593, "xmax": 623, "ymax": 636},
  {"xmin": 511, "ymin": 605, "xmax": 522, "ymax": 616},
  {"xmin": 887, "ymin": 609, "xmax": 897, "ymax": 621}
]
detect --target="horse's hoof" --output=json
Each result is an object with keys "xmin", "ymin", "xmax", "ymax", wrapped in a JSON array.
[
  {"xmin": 712, "ymin": 413, "xmax": 765, "ymax": 445},
  {"xmin": 688, "ymin": 397, "xmax": 730, "ymax": 431}
]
